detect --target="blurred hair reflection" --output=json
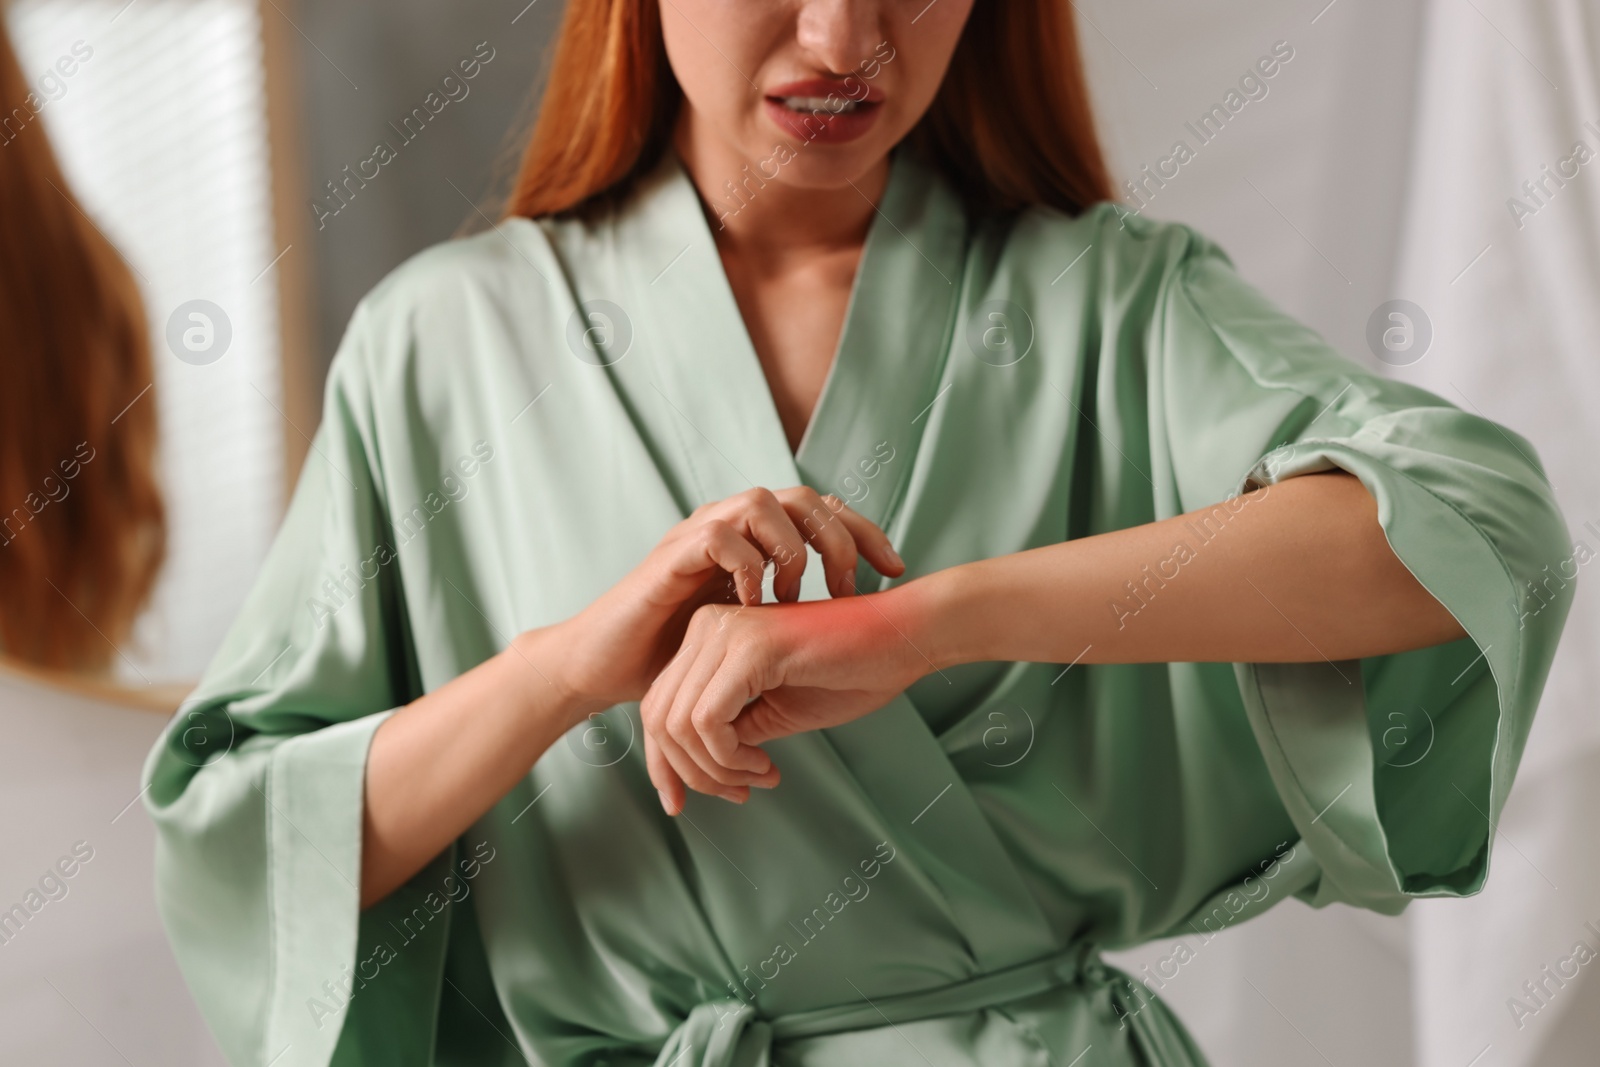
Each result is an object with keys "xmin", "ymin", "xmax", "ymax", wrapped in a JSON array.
[{"xmin": 0, "ymin": 22, "xmax": 163, "ymax": 673}]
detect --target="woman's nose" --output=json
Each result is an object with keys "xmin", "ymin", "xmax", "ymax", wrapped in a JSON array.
[{"xmin": 794, "ymin": 0, "xmax": 883, "ymax": 75}]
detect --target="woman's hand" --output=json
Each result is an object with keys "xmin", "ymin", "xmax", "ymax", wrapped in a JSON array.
[
  {"xmin": 366, "ymin": 488, "xmax": 898, "ymax": 908},
  {"xmin": 552, "ymin": 487, "xmax": 904, "ymax": 778},
  {"xmin": 641, "ymin": 593, "xmax": 931, "ymax": 814}
]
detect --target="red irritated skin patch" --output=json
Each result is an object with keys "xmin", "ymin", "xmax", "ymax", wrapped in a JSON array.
[
  {"xmin": 703, "ymin": 583, "xmax": 934, "ymax": 755},
  {"xmin": 641, "ymin": 579, "xmax": 941, "ymax": 811},
  {"xmin": 764, "ymin": 588, "xmax": 915, "ymax": 662},
  {"xmin": 756, "ymin": 586, "xmax": 926, "ymax": 681}
]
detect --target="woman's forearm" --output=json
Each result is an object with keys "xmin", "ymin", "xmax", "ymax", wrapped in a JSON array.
[
  {"xmin": 905, "ymin": 472, "xmax": 1466, "ymax": 670},
  {"xmin": 360, "ymin": 624, "xmax": 596, "ymax": 908}
]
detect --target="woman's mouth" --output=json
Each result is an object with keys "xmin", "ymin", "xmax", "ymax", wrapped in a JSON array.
[
  {"xmin": 772, "ymin": 95, "xmax": 871, "ymax": 114},
  {"xmin": 762, "ymin": 81, "xmax": 885, "ymax": 145}
]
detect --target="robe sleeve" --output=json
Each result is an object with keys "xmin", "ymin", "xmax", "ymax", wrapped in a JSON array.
[
  {"xmin": 141, "ymin": 300, "xmax": 461, "ymax": 1067},
  {"xmin": 1145, "ymin": 226, "xmax": 1574, "ymax": 914}
]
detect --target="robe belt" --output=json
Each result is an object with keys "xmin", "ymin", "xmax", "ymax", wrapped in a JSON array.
[{"xmin": 650, "ymin": 943, "xmax": 1206, "ymax": 1067}]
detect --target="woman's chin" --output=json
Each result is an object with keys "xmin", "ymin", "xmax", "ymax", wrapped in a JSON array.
[{"xmin": 730, "ymin": 136, "xmax": 897, "ymax": 195}]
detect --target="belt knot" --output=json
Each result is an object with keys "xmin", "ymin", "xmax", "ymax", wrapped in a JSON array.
[{"xmin": 654, "ymin": 999, "xmax": 771, "ymax": 1067}]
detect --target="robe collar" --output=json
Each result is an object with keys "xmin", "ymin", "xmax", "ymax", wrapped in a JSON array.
[
  {"xmin": 599, "ymin": 150, "xmax": 1056, "ymax": 973},
  {"xmin": 614, "ymin": 145, "xmax": 969, "ymax": 590}
]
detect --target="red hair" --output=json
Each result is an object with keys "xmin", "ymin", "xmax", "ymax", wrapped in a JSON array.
[
  {"xmin": 0, "ymin": 25, "xmax": 166, "ymax": 672},
  {"xmin": 506, "ymin": 1, "xmax": 1112, "ymax": 221}
]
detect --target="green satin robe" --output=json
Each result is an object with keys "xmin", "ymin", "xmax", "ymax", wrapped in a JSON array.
[{"xmin": 144, "ymin": 148, "xmax": 1573, "ymax": 1067}]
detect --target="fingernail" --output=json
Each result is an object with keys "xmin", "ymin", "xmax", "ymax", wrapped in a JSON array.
[
  {"xmin": 884, "ymin": 544, "xmax": 904, "ymax": 570},
  {"xmin": 658, "ymin": 790, "xmax": 675, "ymax": 815}
]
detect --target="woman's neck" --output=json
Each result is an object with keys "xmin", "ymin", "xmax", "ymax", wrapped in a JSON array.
[{"xmin": 671, "ymin": 109, "xmax": 887, "ymax": 451}]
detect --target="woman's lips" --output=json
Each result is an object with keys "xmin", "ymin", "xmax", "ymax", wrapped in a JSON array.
[{"xmin": 762, "ymin": 78, "xmax": 885, "ymax": 145}]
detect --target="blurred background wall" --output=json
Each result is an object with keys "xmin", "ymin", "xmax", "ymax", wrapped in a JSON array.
[
  {"xmin": 4, "ymin": 1, "xmax": 1596, "ymax": 1065},
  {"xmin": 290, "ymin": 0, "xmax": 562, "ymax": 381}
]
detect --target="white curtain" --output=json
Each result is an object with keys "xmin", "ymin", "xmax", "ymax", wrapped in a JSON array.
[{"xmin": 1392, "ymin": 1, "xmax": 1600, "ymax": 1065}]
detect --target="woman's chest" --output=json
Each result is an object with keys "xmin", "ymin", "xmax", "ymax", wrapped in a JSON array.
[{"xmin": 719, "ymin": 243, "xmax": 864, "ymax": 454}]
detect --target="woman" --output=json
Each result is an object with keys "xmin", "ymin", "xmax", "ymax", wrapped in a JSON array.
[
  {"xmin": 0, "ymin": 23, "xmax": 165, "ymax": 673},
  {"xmin": 146, "ymin": 2, "xmax": 1572, "ymax": 1065}
]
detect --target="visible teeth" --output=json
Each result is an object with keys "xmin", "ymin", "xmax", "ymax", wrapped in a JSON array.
[{"xmin": 780, "ymin": 95, "xmax": 862, "ymax": 113}]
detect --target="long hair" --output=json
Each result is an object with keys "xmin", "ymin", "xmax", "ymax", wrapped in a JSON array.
[
  {"xmin": 0, "ymin": 25, "xmax": 166, "ymax": 672},
  {"xmin": 506, "ymin": 1, "xmax": 1112, "ymax": 221}
]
